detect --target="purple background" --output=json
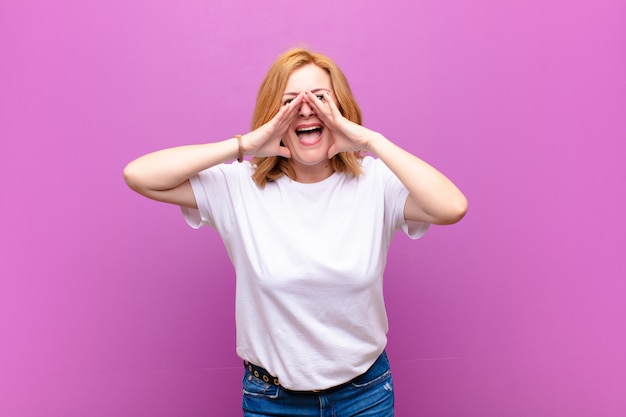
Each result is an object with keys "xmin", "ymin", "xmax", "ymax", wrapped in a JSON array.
[{"xmin": 1, "ymin": 0, "xmax": 625, "ymax": 416}]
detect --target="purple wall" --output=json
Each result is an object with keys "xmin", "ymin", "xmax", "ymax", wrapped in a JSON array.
[{"xmin": 1, "ymin": 0, "xmax": 625, "ymax": 416}]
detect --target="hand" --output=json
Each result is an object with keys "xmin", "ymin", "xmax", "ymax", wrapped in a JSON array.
[
  {"xmin": 241, "ymin": 92, "xmax": 305, "ymax": 159},
  {"xmin": 304, "ymin": 90, "xmax": 379, "ymax": 158}
]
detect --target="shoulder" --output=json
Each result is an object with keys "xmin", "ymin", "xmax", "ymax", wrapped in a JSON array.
[
  {"xmin": 197, "ymin": 161, "xmax": 255, "ymax": 183},
  {"xmin": 354, "ymin": 155, "xmax": 375, "ymax": 175},
  {"xmin": 358, "ymin": 155, "xmax": 390, "ymax": 177},
  {"xmin": 360, "ymin": 155, "xmax": 376, "ymax": 168}
]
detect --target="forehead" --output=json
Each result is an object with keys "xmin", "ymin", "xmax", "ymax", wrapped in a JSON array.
[{"xmin": 284, "ymin": 63, "xmax": 332, "ymax": 93}]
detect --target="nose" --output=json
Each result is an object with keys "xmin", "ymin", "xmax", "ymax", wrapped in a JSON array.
[{"xmin": 299, "ymin": 101, "xmax": 314, "ymax": 118}]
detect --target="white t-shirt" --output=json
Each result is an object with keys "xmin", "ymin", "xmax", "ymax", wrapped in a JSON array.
[{"xmin": 182, "ymin": 156, "xmax": 429, "ymax": 390}]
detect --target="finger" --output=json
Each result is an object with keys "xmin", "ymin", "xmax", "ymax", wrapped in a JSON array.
[
  {"xmin": 327, "ymin": 143, "xmax": 340, "ymax": 159},
  {"xmin": 288, "ymin": 92, "xmax": 306, "ymax": 116},
  {"xmin": 276, "ymin": 92, "xmax": 302, "ymax": 116},
  {"xmin": 277, "ymin": 145, "xmax": 292, "ymax": 159},
  {"xmin": 304, "ymin": 90, "xmax": 327, "ymax": 108},
  {"xmin": 280, "ymin": 92, "xmax": 304, "ymax": 125},
  {"xmin": 269, "ymin": 98, "xmax": 299, "ymax": 139},
  {"xmin": 322, "ymin": 91, "xmax": 343, "ymax": 117},
  {"xmin": 319, "ymin": 91, "xmax": 342, "ymax": 120},
  {"xmin": 304, "ymin": 90, "xmax": 331, "ymax": 122},
  {"xmin": 271, "ymin": 100, "xmax": 292, "ymax": 126}
]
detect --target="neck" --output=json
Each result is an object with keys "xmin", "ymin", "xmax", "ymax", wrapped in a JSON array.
[{"xmin": 290, "ymin": 160, "xmax": 334, "ymax": 183}]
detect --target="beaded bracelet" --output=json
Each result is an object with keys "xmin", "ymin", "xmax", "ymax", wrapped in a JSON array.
[{"xmin": 235, "ymin": 135, "xmax": 243, "ymax": 163}]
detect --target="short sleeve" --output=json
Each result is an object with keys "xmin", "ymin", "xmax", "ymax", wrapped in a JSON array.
[
  {"xmin": 180, "ymin": 173, "xmax": 214, "ymax": 229},
  {"xmin": 180, "ymin": 162, "xmax": 250, "ymax": 230},
  {"xmin": 402, "ymin": 218, "xmax": 430, "ymax": 239},
  {"xmin": 374, "ymin": 158, "xmax": 430, "ymax": 240}
]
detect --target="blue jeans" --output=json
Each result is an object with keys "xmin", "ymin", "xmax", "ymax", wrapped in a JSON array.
[{"xmin": 242, "ymin": 351, "xmax": 394, "ymax": 417}]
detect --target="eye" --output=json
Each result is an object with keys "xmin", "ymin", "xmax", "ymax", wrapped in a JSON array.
[
  {"xmin": 283, "ymin": 98, "xmax": 295, "ymax": 105},
  {"xmin": 316, "ymin": 94, "xmax": 325, "ymax": 101}
]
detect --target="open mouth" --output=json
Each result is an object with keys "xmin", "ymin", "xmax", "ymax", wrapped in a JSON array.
[{"xmin": 296, "ymin": 124, "xmax": 323, "ymax": 145}]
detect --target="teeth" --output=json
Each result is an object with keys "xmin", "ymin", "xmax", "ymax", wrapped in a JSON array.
[{"xmin": 297, "ymin": 126, "xmax": 321, "ymax": 133}]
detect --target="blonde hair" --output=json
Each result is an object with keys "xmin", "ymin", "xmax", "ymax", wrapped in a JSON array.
[{"xmin": 250, "ymin": 48, "xmax": 363, "ymax": 187}]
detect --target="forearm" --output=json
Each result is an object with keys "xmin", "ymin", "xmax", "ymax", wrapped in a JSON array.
[
  {"xmin": 124, "ymin": 137, "xmax": 239, "ymax": 192},
  {"xmin": 368, "ymin": 134, "xmax": 468, "ymax": 225}
]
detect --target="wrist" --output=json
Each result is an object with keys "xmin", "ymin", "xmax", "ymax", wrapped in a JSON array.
[
  {"xmin": 365, "ymin": 132, "xmax": 386, "ymax": 155},
  {"xmin": 234, "ymin": 135, "xmax": 244, "ymax": 162}
]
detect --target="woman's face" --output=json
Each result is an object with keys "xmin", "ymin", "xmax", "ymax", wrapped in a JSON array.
[{"xmin": 281, "ymin": 63, "xmax": 335, "ymax": 181}]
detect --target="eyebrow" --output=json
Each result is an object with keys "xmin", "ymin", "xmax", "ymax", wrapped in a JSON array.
[{"xmin": 282, "ymin": 88, "xmax": 331, "ymax": 97}]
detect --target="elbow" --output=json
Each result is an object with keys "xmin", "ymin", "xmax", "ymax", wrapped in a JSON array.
[
  {"xmin": 436, "ymin": 196, "xmax": 468, "ymax": 225},
  {"xmin": 123, "ymin": 162, "xmax": 144, "ymax": 193}
]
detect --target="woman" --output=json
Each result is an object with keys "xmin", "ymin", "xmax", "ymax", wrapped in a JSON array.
[{"xmin": 124, "ymin": 48, "xmax": 467, "ymax": 416}]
